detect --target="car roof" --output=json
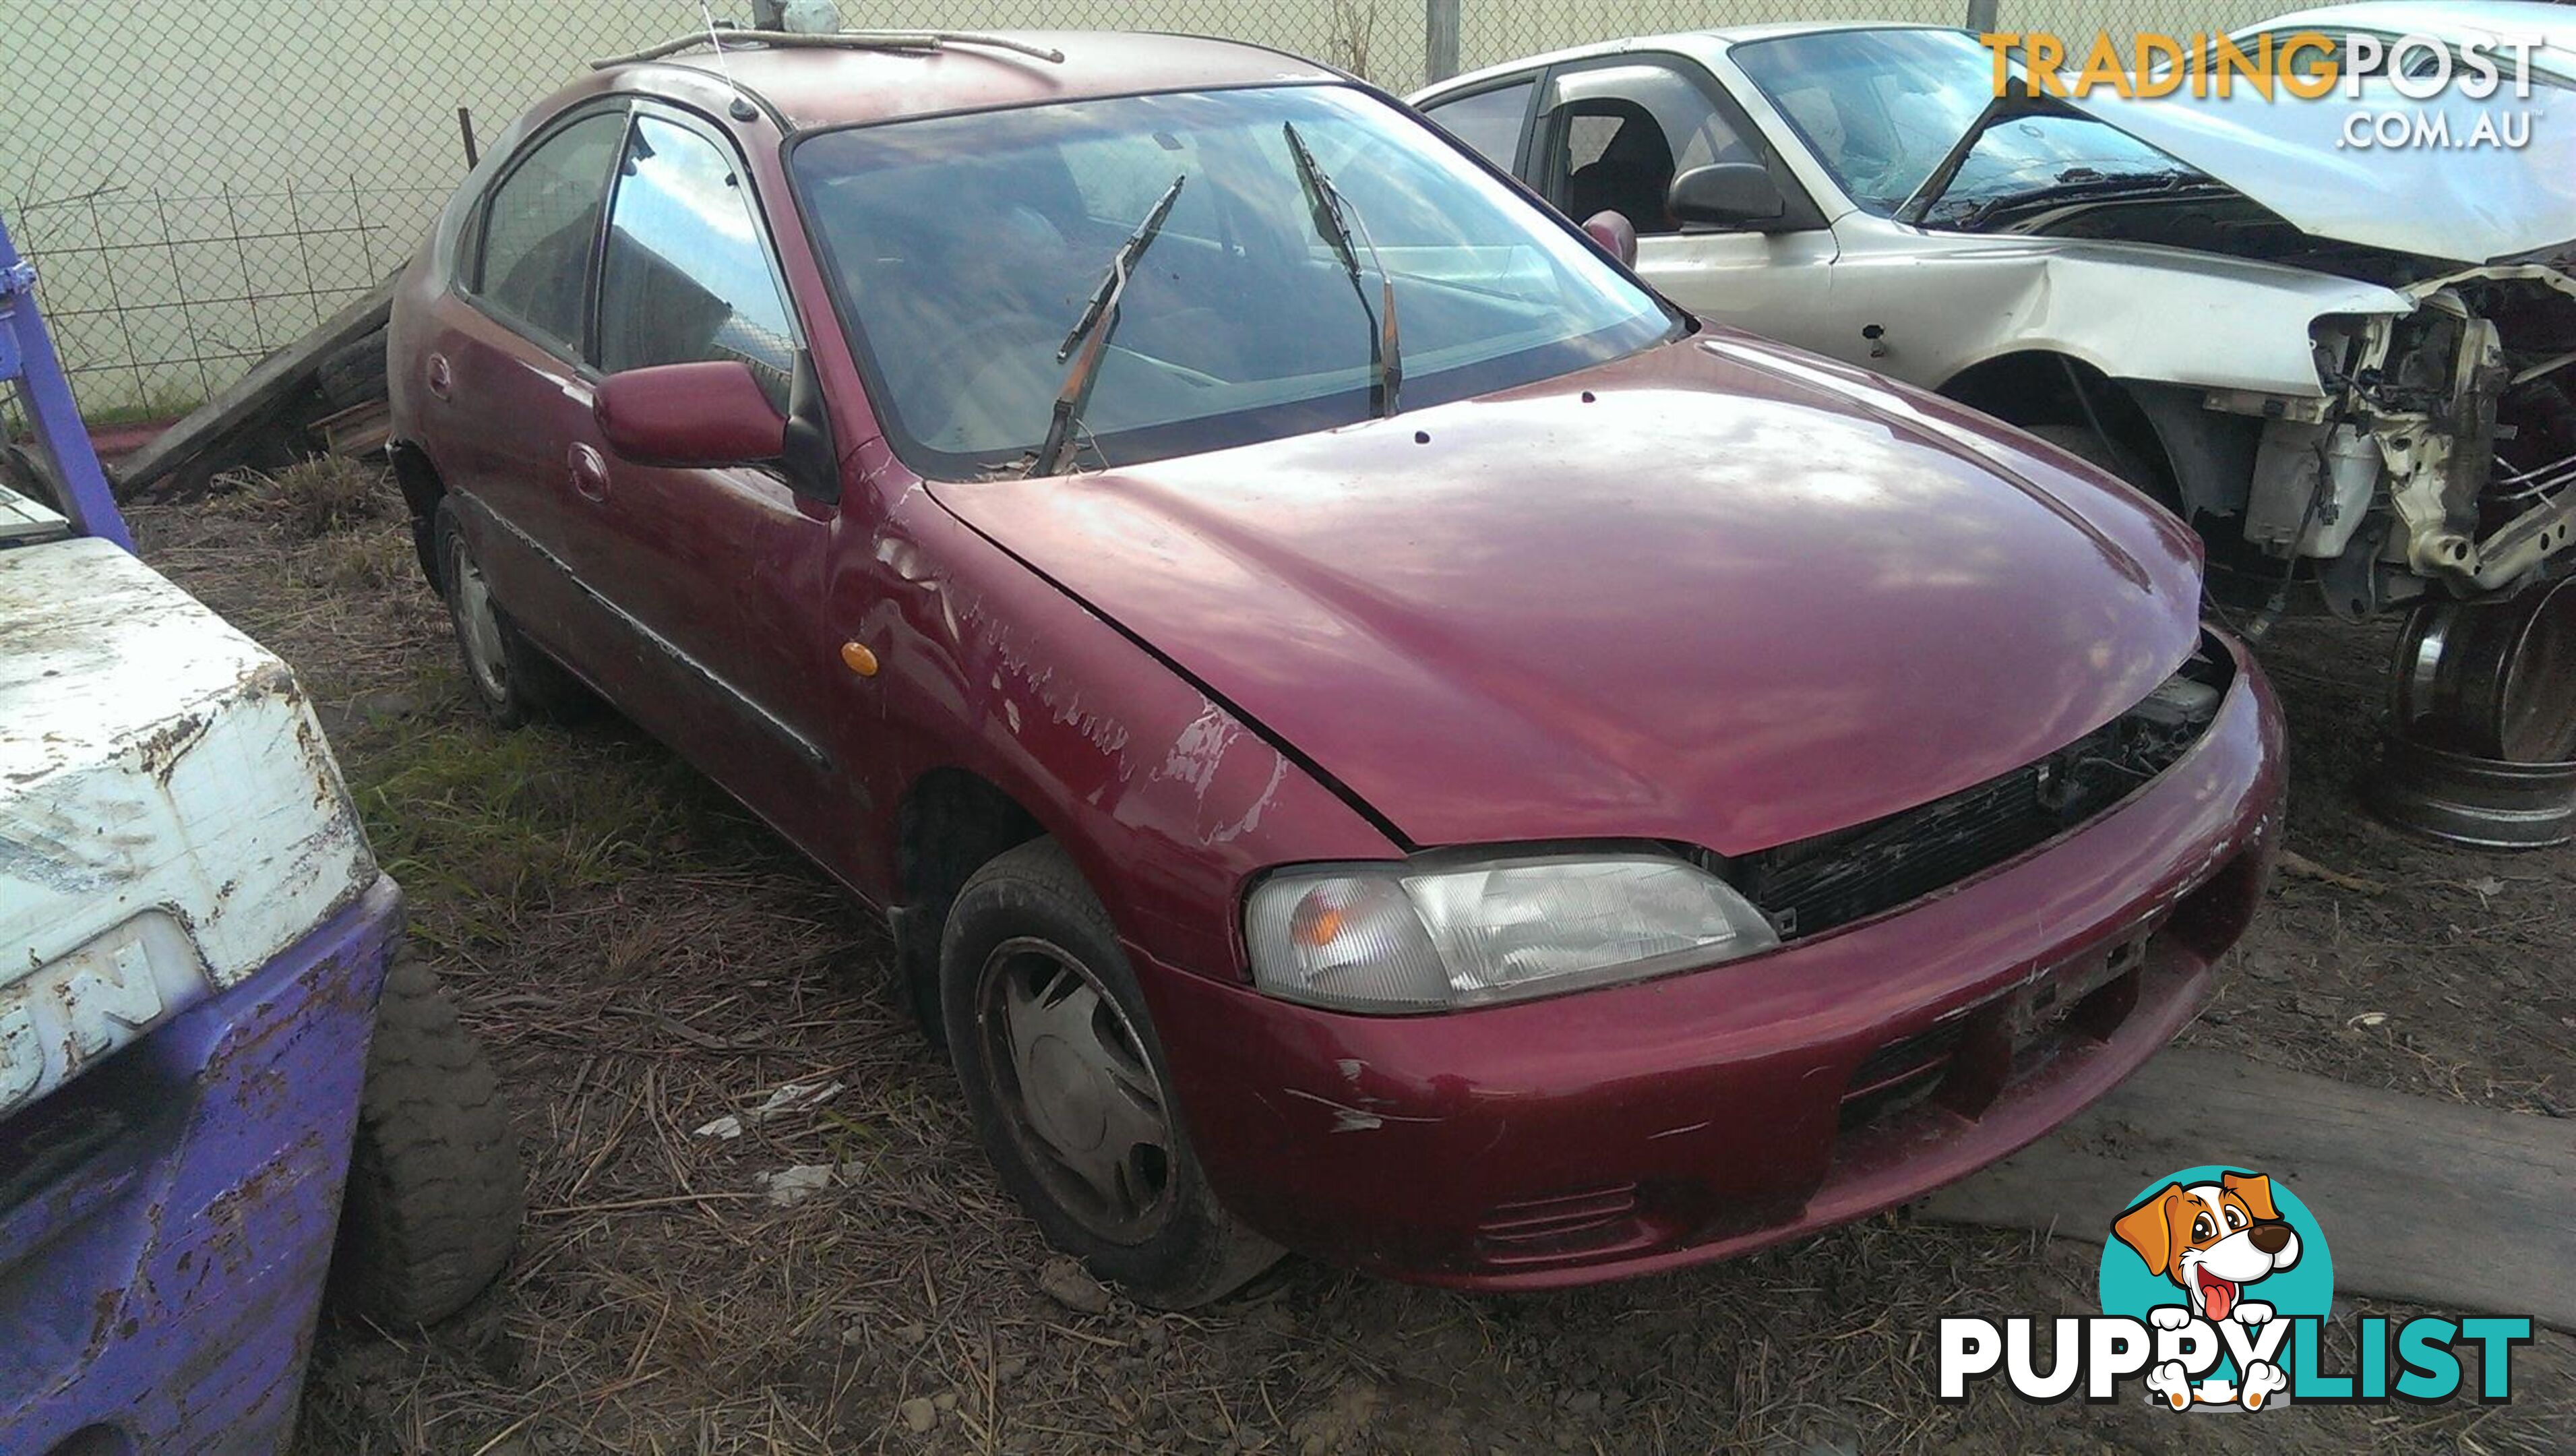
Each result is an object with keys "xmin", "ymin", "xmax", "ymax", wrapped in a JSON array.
[
  {"xmin": 620, "ymin": 30, "xmax": 1345, "ymax": 131},
  {"xmin": 2240, "ymin": 1, "xmax": 2576, "ymax": 42},
  {"xmin": 1411, "ymin": 21, "xmax": 1956, "ymax": 98}
]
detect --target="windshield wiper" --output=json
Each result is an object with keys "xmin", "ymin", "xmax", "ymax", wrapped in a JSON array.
[
  {"xmin": 1283, "ymin": 121, "xmax": 1401, "ymax": 419},
  {"xmin": 1031, "ymin": 173, "xmax": 1186, "ymax": 477},
  {"xmin": 1893, "ymin": 76, "xmax": 2091, "ymax": 228},
  {"xmin": 1949, "ymin": 170, "xmax": 2219, "ymax": 231}
]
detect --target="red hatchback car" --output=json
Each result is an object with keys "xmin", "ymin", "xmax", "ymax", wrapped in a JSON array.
[{"xmin": 387, "ymin": 29, "xmax": 2283, "ymax": 1306}]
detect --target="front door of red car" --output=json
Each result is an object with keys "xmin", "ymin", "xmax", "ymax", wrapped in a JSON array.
[{"xmin": 570, "ymin": 105, "xmax": 848, "ymax": 859}]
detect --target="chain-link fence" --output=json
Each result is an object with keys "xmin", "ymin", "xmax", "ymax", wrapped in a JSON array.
[{"xmin": 5, "ymin": 0, "xmax": 2276, "ymax": 418}]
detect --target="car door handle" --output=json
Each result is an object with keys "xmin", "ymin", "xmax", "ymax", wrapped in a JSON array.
[
  {"xmin": 568, "ymin": 444, "xmax": 610, "ymax": 502},
  {"xmin": 426, "ymin": 353, "xmax": 453, "ymax": 400}
]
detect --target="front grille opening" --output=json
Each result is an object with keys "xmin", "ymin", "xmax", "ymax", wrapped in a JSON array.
[
  {"xmin": 1725, "ymin": 640, "xmax": 2233, "ymax": 940},
  {"xmin": 1840, "ymin": 929, "xmax": 2155, "ymax": 1140}
]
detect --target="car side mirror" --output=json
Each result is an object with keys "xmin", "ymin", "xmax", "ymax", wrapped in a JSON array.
[
  {"xmin": 1667, "ymin": 162, "xmax": 1787, "ymax": 231},
  {"xmin": 1581, "ymin": 210, "xmax": 1638, "ymax": 268},
  {"xmin": 594, "ymin": 359, "xmax": 787, "ymax": 468}
]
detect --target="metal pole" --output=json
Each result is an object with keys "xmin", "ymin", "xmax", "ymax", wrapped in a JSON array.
[
  {"xmin": 1965, "ymin": 0, "xmax": 2000, "ymax": 32},
  {"xmin": 0, "ymin": 213, "xmax": 135, "ymax": 551},
  {"xmin": 1425, "ymin": 0, "xmax": 1460, "ymax": 84}
]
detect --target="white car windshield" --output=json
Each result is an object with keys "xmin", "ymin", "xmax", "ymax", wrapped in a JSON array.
[
  {"xmin": 1731, "ymin": 28, "xmax": 2206, "ymax": 224},
  {"xmin": 793, "ymin": 84, "xmax": 1677, "ymax": 479}
]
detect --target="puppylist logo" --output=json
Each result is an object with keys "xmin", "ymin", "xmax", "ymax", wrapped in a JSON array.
[
  {"xmin": 1979, "ymin": 30, "xmax": 2544, "ymax": 150},
  {"xmin": 1938, "ymin": 1167, "xmax": 2535, "ymax": 1410}
]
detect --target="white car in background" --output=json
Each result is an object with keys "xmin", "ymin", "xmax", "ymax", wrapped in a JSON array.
[
  {"xmin": 1410, "ymin": 24, "xmax": 2576, "ymax": 634},
  {"xmin": 2234, "ymin": 1, "xmax": 2576, "ymax": 89}
]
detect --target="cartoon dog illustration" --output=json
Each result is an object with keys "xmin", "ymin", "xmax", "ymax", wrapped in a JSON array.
[{"xmin": 2113, "ymin": 1171, "xmax": 2302, "ymax": 1411}]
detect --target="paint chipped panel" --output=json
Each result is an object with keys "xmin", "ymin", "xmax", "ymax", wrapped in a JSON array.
[
  {"xmin": 868, "ymin": 495, "xmax": 1399, "ymax": 977},
  {"xmin": 0, "ymin": 539, "xmax": 377, "ymax": 1090}
]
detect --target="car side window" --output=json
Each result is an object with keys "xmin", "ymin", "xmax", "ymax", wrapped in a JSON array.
[
  {"xmin": 1539, "ymin": 61, "xmax": 1757, "ymax": 237},
  {"xmin": 475, "ymin": 111, "xmax": 625, "ymax": 350},
  {"xmin": 595, "ymin": 113, "xmax": 799, "ymax": 404},
  {"xmin": 1423, "ymin": 79, "xmax": 1536, "ymax": 168}
]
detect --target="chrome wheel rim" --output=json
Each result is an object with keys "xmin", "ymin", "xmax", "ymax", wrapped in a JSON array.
[
  {"xmin": 448, "ymin": 538, "xmax": 509, "ymax": 703},
  {"xmin": 976, "ymin": 936, "xmax": 1175, "ymax": 1243}
]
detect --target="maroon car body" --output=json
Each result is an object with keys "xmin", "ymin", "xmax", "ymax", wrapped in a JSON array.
[{"xmin": 388, "ymin": 32, "xmax": 2282, "ymax": 1293}]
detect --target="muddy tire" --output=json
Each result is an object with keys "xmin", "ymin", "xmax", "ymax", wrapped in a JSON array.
[
  {"xmin": 329, "ymin": 950, "xmax": 523, "ymax": 1327},
  {"xmin": 942, "ymin": 838, "xmax": 1281, "ymax": 1309},
  {"xmin": 434, "ymin": 496, "xmax": 585, "ymax": 727}
]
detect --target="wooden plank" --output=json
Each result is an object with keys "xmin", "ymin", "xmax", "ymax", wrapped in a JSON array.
[
  {"xmin": 1917, "ymin": 1048, "xmax": 2576, "ymax": 1331},
  {"xmin": 112, "ymin": 278, "xmax": 394, "ymax": 497},
  {"xmin": 312, "ymin": 398, "xmax": 391, "ymax": 457}
]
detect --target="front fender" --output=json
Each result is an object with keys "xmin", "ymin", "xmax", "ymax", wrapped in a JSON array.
[{"xmin": 1834, "ymin": 231, "xmax": 2413, "ymax": 397}]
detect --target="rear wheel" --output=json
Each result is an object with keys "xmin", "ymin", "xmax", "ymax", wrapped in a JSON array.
[
  {"xmin": 941, "ymin": 838, "xmax": 1281, "ymax": 1308},
  {"xmin": 434, "ymin": 496, "xmax": 584, "ymax": 727},
  {"xmin": 329, "ymin": 951, "xmax": 523, "ymax": 1327}
]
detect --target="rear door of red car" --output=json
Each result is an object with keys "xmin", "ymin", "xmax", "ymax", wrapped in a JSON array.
[
  {"xmin": 429, "ymin": 102, "xmax": 633, "ymax": 681},
  {"xmin": 571, "ymin": 102, "xmax": 846, "ymax": 855}
]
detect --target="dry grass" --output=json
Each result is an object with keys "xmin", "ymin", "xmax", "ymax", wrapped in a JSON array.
[{"xmin": 121, "ymin": 459, "xmax": 2575, "ymax": 1455}]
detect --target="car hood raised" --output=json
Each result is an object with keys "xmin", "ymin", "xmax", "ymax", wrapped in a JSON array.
[
  {"xmin": 929, "ymin": 336, "xmax": 2205, "ymax": 854},
  {"xmin": 2073, "ymin": 82, "xmax": 2576, "ymax": 264}
]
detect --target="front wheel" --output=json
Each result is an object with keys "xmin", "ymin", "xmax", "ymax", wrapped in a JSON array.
[
  {"xmin": 941, "ymin": 838, "xmax": 1281, "ymax": 1308},
  {"xmin": 329, "ymin": 951, "xmax": 524, "ymax": 1327},
  {"xmin": 2025, "ymin": 421, "xmax": 2166, "ymax": 502}
]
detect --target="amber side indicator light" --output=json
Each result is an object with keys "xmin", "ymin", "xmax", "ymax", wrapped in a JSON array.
[{"xmin": 840, "ymin": 641, "xmax": 879, "ymax": 677}]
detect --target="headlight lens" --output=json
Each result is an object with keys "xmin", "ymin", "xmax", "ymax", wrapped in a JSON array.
[{"xmin": 1243, "ymin": 853, "xmax": 1778, "ymax": 1012}]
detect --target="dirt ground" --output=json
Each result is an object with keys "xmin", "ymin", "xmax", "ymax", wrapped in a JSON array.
[{"xmin": 129, "ymin": 462, "xmax": 2574, "ymax": 1454}]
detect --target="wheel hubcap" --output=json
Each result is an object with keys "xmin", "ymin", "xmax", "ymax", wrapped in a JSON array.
[
  {"xmin": 448, "ymin": 541, "xmax": 509, "ymax": 702},
  {"xmin": 979, "ymin": 938, "xmax": 1174, "ymax": 1242}
]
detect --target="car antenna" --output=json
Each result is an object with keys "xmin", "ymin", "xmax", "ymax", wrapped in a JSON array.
[{"xmin": 694, "ymin": 1, "xmax": 762, "ymax": 120}]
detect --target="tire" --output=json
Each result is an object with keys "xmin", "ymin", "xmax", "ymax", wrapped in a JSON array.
[
  {"xmin": 329, "ymin": 950, "xmax": 523, "ymax": 1327},
  {"xmin": 434, "ymin": 496, "xmax": 586, "ymax": 727},
  {"xmin": 318, "ymin": 328, "xmax": 391, "ymax": 409},
  {"xmin": 941, "ymin": 838, "xmax": 1281, "ymax": 1309},
  {"xmin": 2027, "ymin": 423, "xmax": 2170, "ymax": 504},
  {"xmin": 0, "ymin": 444, "xmax": 64, "ymax": 513}
]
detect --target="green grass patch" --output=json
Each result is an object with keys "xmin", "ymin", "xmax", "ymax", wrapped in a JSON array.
[{"xmin": 348, "ymin": 710, "xmax": 712, "ymax": 941}]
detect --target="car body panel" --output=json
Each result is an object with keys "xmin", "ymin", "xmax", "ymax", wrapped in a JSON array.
[
  {"xmin": 0, "ymin": 537, "xmax": 376, "ymax": 1034},
  {"xmin": 2075, "ymin": 82, "xmax": 2576, "ymax": 265},
  {"xmin": 1144, "ymin": 637, "xmax": 2281, "ymax": 1283},
  {"xmin": 2237, "ymin": 1, "xmax": 2576, "ymax": 86},
  {"xmin": 930, "ymin": 331, "xmax": 2205, "ymax": 853},
  {"xmin": 1802, "ymin": 228, "xmax": 2410, "ymax": 398}
]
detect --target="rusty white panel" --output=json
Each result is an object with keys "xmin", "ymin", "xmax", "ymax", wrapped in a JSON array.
[{"xmin": 0, "ymin": 537, "xmax": 377, "ymax": 1112}]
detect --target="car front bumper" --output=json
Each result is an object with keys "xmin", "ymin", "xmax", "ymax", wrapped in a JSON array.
[{"xmin": 1136, "ymin": 642, "xmax": 2283, "ymax": 1289}]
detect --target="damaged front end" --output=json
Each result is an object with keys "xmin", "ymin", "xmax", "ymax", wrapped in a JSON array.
[{"xmin": 2208, "ymin": 256, "xmax": 2576, "ymax": 617}]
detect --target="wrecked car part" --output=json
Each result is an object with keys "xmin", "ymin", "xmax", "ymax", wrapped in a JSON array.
[
  {"xmin": 2391, "ymin": 577, "xmax": 2576, "ymax": 762},
  {"xmin": 2366, "ymin": 732, "xmax": 2576, "ymax": 849},
  {"xmin": 2245, "ymin": 422, "xmax": 2379, "ymax": 557},
  {"xmin": 1727, "ymin": 644, "xmax": 2230, "ymax": 940}
]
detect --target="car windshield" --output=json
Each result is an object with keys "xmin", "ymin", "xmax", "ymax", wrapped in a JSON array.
[
  {"xmin": 792, "ymin": 84, "xmax": 1676, "ymax": 479},
  {"xmin": 1730, "ymin": 28, "xmax": 2202, "ymax": 224}
]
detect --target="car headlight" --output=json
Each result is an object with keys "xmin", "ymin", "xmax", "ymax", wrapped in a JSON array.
[{"xmin": 1242, "ymin": 852, "xmax": 1778, "ymax": 1012}]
